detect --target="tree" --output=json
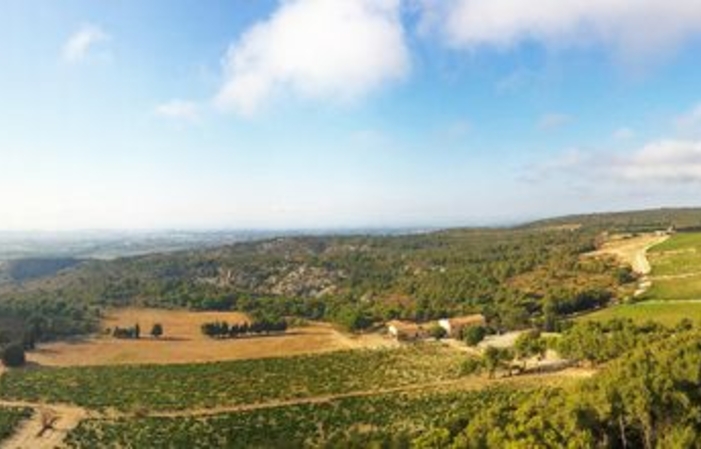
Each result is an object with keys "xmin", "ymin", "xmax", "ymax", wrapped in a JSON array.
[
  {"xmin": 515, "ymin": 330, "xmax": 547, "ymax": 370},
  {"xmin": 462, "ymin": 325, "xmax": 487, "ymax": 346},
  {"xmin": 483, "ymin": 346, "xmax": 513, "ymax": 379},
  {"xmin": 1, "ymin": 343, "xmax": 26, "ymax": 367},
  {"xmin": 334, "ymin": 306, "xmax": 372, "ymax": 332},
  {"xmin": 430, "ymin": 325, "xmax": 447, "ymax": 340},
  {"xmin": 151, "ymin": 323, "xmax": 163, "ymax": 338}
]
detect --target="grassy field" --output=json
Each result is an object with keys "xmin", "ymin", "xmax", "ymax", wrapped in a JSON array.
[
  {"xmin": 0, "ymin": 407, "xmax": 31, "ymax": 443},
  {"xmin": 645, "ymin": 274, "xmax": 701, "ymax": 300},
  {"xmin": 577, "ymin": 301, "xmax": 701, "ymax": 326},
  {"xmin": 649, "ymin": 232, "xmax": 701, "ymax": 253},
  {"xmin": 648, "ymin": 232, "xmax": 701, "ymax": 277},
  {"xmin": 28, "ymin": 308, "xmax": 393, "ymax": 367},
  {"xmin": 0, "ymin": 345, "xmax": 467, "ymax": 412},
  {"xmin": 64, "ymin": 387, "xmax": 529, "ymax": 448}
]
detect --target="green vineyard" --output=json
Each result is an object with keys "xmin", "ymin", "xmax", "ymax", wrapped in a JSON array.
[
  {"xmin": 64, "ymin": 388, "xmax": 527, "ymax": 448},
  {"xmin": 0, "ymin": 345, "xmax": 466, "ymax": 412},
  {"xmin": 0, "ymin": 407, "xmax": 30, "ymax": 443}
]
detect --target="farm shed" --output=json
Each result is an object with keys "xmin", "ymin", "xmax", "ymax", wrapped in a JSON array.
[{"xmin": 386, "ymin": 320, "xmax": 427, "ymax": 341}]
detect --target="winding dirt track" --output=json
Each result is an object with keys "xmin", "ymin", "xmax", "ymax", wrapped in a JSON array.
[{"xmin": 588, "ymin": 233, "xmax": 668, "ymax": 297}]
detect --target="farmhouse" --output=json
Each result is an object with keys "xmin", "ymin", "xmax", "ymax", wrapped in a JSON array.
[
  {"xmin": 438, "ymin": 314, "xmax": 485, "ymax": 338},
  {"xmin": 386, "ymin": 320, "xmax": 427, "ymax": 341}
]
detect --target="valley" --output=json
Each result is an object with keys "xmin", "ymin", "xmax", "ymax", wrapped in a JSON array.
[{"xmin": 3, "ymin": 208, "xmax": 701, "ymax": 447}]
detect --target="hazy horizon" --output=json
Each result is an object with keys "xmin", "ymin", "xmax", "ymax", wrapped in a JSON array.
[{"xmin": 3, "ymin": 1, "xmax": 701, "ymax": 230}]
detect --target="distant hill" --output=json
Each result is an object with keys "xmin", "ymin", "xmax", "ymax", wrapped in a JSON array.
[
  {"xmin": 524, "ymin": 207, "xmax": 701, "ymax": 233},
  {"xmin": 0, "ymin": 258, "xmax": 84, "ymax": 284},
  {"xmin": 1, "ymin": 206, "xmax": 699, "ymax": 341}
]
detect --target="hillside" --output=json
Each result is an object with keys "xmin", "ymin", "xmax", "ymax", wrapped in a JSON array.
[
  {"xmin": 525, "ymin": 207, "xmax": 701, "ymax": 233},
  {"xmin": 6, "ymin": 207, "xmax": 698, "ymax": 341}
]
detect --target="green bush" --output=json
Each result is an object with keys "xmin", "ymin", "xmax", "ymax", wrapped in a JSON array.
[
  {"xmin": 1, "ymin": 343, "xmax": 25, "ymax": 368},
  {"xmin": 462, "ymin": 325, "xmax": 487, "ymax": 346}
]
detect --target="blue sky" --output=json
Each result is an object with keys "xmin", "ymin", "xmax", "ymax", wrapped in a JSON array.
[{"xmin": 2, "ymin": 0, "xmax": 701, "ymax": 230}]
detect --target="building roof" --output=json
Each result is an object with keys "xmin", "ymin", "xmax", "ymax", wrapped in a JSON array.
[{"xmin": 386, "ymin": 320, "xmax": 424, "ymax": 333}]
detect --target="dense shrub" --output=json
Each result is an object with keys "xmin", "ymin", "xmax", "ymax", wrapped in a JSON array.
[{"xmin": 1, "ymin": 343, "xmax": 26, "ymax": 368}]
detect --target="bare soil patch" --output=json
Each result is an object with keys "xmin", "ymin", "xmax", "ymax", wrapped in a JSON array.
[
  {"xmin": 0, "ymin": 405, "xmax": 87, "ymax": 449},
  {"xmin": 27, "ymin": 308, "xmax": 395, "ymax": 367},
  {"xmin": 588, "ymin": 233, "xmax": 668, "ymax": 274}
]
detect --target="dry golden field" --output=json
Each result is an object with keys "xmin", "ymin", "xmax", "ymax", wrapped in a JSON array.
[{"xmin": 27, "ymin": 308, "xmax": 396, "ymax": 367}]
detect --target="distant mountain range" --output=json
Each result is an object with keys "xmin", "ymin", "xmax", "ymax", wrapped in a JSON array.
[{"xmin": 0, "ymin": 228, "xmax": 424, "ymax": 262}]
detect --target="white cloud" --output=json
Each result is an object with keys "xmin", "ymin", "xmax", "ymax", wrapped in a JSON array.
[
  {"xmin": 616, "ymin": 140, "xmax": 701, "ymax": 183},
  {"xmin": 422, "ymin": 0, "xmax": 701, "ymax": 58},
  {"xmin": 214, "ymin": 0, "xmax": 410, "ymax": 115},
  {"xmin": 533, "ymin": 140, "xmax": 701, "ymax": 185},
  {"xmin": 538, "ymin": 113, "xmax": 572, "ymax": 130},
  {"xmin": 613, "ymin": 127, "xmax": 635, "ymax": 140},
  {"xmin": 62, "ymin": 24, "xmax": 109, "ymax": 63},
  {"xmin": 155, "ymin": 100, "xmax": 199, "ymax": 121}
]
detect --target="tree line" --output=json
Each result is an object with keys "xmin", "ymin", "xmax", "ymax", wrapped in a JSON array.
[
  {"xmin": 111, "ymin": 323, "xmax": 163, "ymax": 339},
  {"xmin": 201, "ymin": 319, "xmax": 287, "ymax": 339}
]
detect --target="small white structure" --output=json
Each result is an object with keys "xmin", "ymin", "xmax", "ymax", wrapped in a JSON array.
[{"xmin": 438, "ymin": 314, "xmax": 485, "ymax": 338}]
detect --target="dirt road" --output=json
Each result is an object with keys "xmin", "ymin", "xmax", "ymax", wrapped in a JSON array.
[
  {"xmin": 0, "ymin": 403, "xmax": 88, "ymax": 449},
  {"xmin": 588, "ymin": 233, "xmax": 668, "ymax": 297}
]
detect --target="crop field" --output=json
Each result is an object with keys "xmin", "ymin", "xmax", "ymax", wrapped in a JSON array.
[
  {"xmin": 64, "ymin": 387, "xmax": 530, "ymax": 448},
  {"xmin": 649, "ymin": 232, "xmax": 701, "ymax": 253},
  {"xmin": 0, "ymin": 407, "xmax": 30, "ymax": 443},
  {"xmin": 645, "ymin": 274, "xmax": 701, "ymax": 300},
  {"xmin": 28, "ymin": 308, "xmax": 392, "ymax": 367},
  {"xmin": 0, "ymin": 345, "xmax": 466, "ymax": 412},
  {"xmin": 576, "ymin": 301, "xmax": 701, "ymax": 326},
  {"xmin": 648, "ymin": 233, "xmax": 701, "ymax": 277}
]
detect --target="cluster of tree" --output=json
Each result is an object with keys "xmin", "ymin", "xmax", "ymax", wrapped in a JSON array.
[
  {"xmin": 201, "ymin": 319, "xmax": 287, "ymax": 339},
  {"xmin": 557, "ymin": 318, "xmax": 672, "ymax": 366},
  {"xmin": 462, "ymin": 330, "xmax": 548, "ymax": 378},
  {"xmin": 112, "ymin": 324, "xmax": 141, "ymax": 339},
  {"xmin": 0, "ymin": 318, "xmax": 36, "ymax": 368},
  {"xmin": 5, "ymin": 257, "xmax": 83, "ymax": 283},
  {"xmin": 429, "ymin": 324, "xmax": 701, "ymax": 448},
  {"xmin": 112, "ymin": 323, "xmax": 163, "ymax": 339},
  {"xmin": 526, "ymin": 207, "xmax": 701, "ymax": 233},
  {"xmin": 0, "ymin": 299, "xmax": 98, "ymax": 342}
]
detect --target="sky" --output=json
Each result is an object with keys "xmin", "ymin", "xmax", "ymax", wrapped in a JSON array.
[{"xmin": 2, "ymin": 0, "xmax": 701, "ymax": 230}]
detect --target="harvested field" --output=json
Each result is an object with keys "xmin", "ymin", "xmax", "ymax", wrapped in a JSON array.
[{"xmin": 28, "ymin": 308, "xmax": 395, "ymax": 367}]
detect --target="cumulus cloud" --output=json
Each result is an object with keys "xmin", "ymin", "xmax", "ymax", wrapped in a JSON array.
[
  {"xmin": 214, "ymin": 0, "xmax": 410, "ymax": 115},
  {"xmin": 62, "ymin": 24, "xmax": 109, "ymax": 63},
  {"xmin": 155, "ymin": 100, "xmax": 199, "ymax": 121},
  {"xmin": 422, "ymin": 0, "xmax": 701, "ymax": 58},
  {"xmin": 616, "ymin": 140, "xmax": 701, "ymax": 183},
  {"xmin": 532, "ymin": 140, "xmax": 701, "ymax": 185}
]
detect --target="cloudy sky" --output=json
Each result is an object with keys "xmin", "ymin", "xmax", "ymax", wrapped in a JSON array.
[{"xmin": 2, "ymin": 0, "xmax": 701, "ymax": 230}]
